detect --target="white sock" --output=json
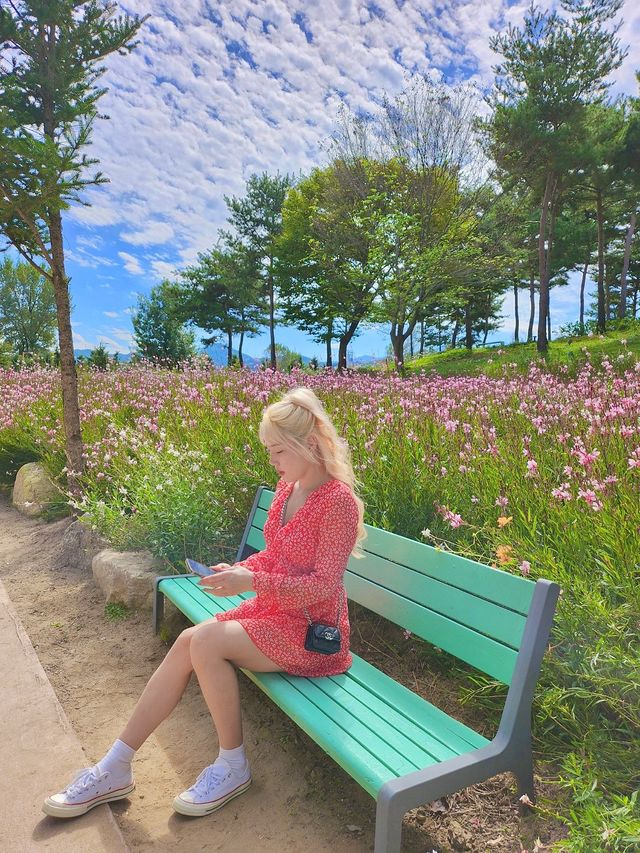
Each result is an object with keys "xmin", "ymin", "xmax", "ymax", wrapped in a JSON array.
[
  {"xmin": 217, "ymin": 744, "xmax": 247, "ymax": 774},
  {"xmin": 96, "ymin": 738, "xmax": 136, "ymax": 780}
]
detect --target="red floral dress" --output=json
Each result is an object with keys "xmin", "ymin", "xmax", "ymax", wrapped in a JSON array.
[{"xmin": 216, "ymin": 477, "xmax": 358, "ymax": 676}]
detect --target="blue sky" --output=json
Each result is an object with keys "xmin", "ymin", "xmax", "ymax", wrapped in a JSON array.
[{"xmin": 22, "ymin": 1, "xmax": 640, "ymax": 359}]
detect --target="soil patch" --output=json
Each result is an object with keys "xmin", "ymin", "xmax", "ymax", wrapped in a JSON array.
[{"xmin": 0, "ymin": 495, "xmax": 565, "ymax": 852}]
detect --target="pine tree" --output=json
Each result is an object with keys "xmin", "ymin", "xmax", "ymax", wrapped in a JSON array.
[{"xmin": 0, "ymin": 1, "xmax": 147, "ymax": 482}]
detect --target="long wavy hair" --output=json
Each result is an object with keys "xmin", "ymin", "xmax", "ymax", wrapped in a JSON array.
[{"xmin": 259, "ymin": 387, "xmax": 366, "ymax": 558}]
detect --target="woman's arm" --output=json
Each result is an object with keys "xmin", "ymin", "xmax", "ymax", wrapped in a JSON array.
[{"xmin": 251, "ymin": 489, "xmax": 359, "ymax": 609}]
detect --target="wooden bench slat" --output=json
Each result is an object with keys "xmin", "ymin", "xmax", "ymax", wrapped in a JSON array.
[
  {"xmin": 253, "ymin": 492, "xmax": 535, "ymax": 615},
  {"xmin": 345, "ymin": 657, "xmax": 489, "ymax": 753},
  {"xmin": 246, "ymin": 525, "xmax": 266, "ymax": 552},
  {"xmin": 345, "ymin": 573, "xmax": 518, "ymax": 684},
  {"xmin": 244, "ymin": 670, "xmax": 403, "ymax": 797},
  {"xmin": 270, "ymin": 675, "xmax": 423, "ymax": 777},
  {"xmin": 315, "ymin": 673, "xmax": 458, "ymax": 764},
  {"xmin": 298, "ymin": 675, "xmax": 440, "ymax": 768},
  {"xmin": 362, "ymin": 526, "xmax": 535, "ymax": 615},
  {"xmin": 347, "ymin": 552, "xmax": 527, "ymax": 649}
]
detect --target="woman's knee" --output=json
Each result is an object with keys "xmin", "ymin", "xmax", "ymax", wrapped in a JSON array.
[{"xmin": 189, "ymin": 621, "xmax": 225, "ymax": 662}]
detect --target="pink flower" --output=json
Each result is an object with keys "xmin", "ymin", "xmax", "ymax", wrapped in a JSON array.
[
  {"xmin": 519, "ymin": 560, "xmax": 531, "ymax": 576},
  {"xmin": 526, "ymin": 459, "xmax": 538, "ymax": 477},
  {"xmin": 495, "ymin": 495, "xmax": 509, "ymax": 507}
]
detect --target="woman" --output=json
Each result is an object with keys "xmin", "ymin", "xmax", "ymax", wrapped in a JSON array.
[{"xmin": 43, "ymin": 387, "xmax": 365, "ymax": 819}]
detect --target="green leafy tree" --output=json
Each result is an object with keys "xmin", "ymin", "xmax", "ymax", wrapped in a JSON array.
[
  {"xmin": 278, "ymin": 159, "xmax": 380, "ymax": 370},
  {"xmin": 481, "ymin": 0, "xmax": 627, "ymax": 352},
  {"xmin": 0, "ymin": 1, "xmax": 147, "ymax": 481},
  {"xmin": 87, "ymin": 341, "xmax": 109, "ymax": 370},
  {"xmin": 224, "ymin": 172, "xmax": 293, "ymax": 370},
  {"xmin": 176, "ymin": 242, "xmax": 265, "ymax": 367},
  {"xmin": 0, "ymin": 256, "xmax": 56, "ymax": 353},
  {"xmin": 132, "ymin": 282, "xmax": 196, "ymax": 366}
]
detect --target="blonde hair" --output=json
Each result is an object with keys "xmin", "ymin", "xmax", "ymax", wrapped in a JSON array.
[{"xmin": 259, "ymin": 387, "xmax": 366, "ymax": 558}]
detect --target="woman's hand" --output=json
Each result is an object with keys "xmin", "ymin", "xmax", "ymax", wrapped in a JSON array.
[{"xmin": 198, "ymin": 566, "xmax": 254, "ymax": 596}]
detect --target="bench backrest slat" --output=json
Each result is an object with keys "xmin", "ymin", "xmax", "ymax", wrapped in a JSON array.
[{"xmin": 242, "ymin": 489, "xmax": 537, "ymax": 685}]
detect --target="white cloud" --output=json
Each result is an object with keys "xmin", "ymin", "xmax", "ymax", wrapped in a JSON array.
[
  {"xmin": 150, "ymin": 259, "xmax": 178, "ymax": 280},
  {"xmin": 63, "ymin": 0, "xmax": 639, "ymax": 353},
  {"xmin": 120, "ymin": 221, "xmax": 175, "ymax": 246},
  {"xmin": 103, "ymin": 310, "xmax": 120, "ymax": 318},
  {"xmin": 118, "ymin": 251, "xmax": 145, "ymax": 276}
]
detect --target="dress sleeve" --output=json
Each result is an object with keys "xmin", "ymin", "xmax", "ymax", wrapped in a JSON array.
[{"xmin": 251, "ymin": 488, "xmax": 359, "ymax": 608}]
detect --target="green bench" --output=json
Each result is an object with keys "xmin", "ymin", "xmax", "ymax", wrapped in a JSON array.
[{"xmin": 153, "ymin": 486, "xmax": 560, "ymax": 853}]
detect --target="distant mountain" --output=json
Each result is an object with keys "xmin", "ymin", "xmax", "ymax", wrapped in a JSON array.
[
  {"xmin": 202, "ymin": 342, "xmax": 261, "ymax": 367},
  {"xmin": 74, "ymin": 349, "xmax": 131, "ymax": 362},
  {"xmin": 72, "ymin": 346, "xmax": 379, "ymax": 369},
  {"xmin": 349, "ymin": 354, "xmax": 378, "ymax": 365}
]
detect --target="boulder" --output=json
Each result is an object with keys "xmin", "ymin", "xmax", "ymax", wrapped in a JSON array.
[
  {"xmin": 12, "ymin": 462, "xmax": 61, "ymax": 517},
  {"xmin": 92, "ymin": 549, "xmax": 162, "ymax": 610},
  {"xmin": 58, "ymin": 515, "xmax": 110, "ymax": 572}
]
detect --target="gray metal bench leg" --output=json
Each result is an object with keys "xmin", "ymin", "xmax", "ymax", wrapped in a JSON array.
[
  {"xmin": 513, "ymin": 748, "xmax": 535, "ymax": 800},
  {"xmin": 374, "ymin": 790, "xmax": 404, "ymax": 853},
  {"xmin": 153, "ymin": 576, "xmax": 170, "ymax": 635}
]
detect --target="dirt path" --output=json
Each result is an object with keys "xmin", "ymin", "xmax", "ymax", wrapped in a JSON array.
[{"xmin": 0, "ymin": 496, "xmax": 440, "ymax": 853}]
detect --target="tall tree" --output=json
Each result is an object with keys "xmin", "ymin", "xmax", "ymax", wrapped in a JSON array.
[
  {"xmin": 176, "ymin": 242, "xmax": 265, "ymax": 367},
  {"xmin": 0, "ymin": 255, "xmax": 56, "ymax": 353},
  {"xmin": 131, "ymin": 281, "xmax": 196, "ymax": 365},
  {"xmin": 615, "ymin": 79, "xmax": 640, "ymax": 318},
  {"xmin": 482, "ymin": 0, "xmax": 627, "ymax": 352},
  {"xmin": 278, "ymin": 160, "xmax": 381, "ymax": 370},
  {"xmin": 224, "ymin": 172, "xmax": 292, "ymax": 370},
  {"xmin": 0, "ymin": 1, "xmax": 147, "ymax": 482}
]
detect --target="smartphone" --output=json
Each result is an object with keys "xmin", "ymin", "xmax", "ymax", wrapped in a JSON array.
[{"xmin": 185, "ymin": 558, "xmax": 215, "ymax": 577}]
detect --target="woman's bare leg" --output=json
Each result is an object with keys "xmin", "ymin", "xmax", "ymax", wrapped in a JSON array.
[
  {"xmin": 188, "ymin": 620, "xmax": 280, "ymax": 750},
  {"xmin": 118, "ymin": 618, "xmax": 279, "ymax": 751},
  {"xmin": 118, "ymin": 622, "xmax": 205, "ymax": 750}
]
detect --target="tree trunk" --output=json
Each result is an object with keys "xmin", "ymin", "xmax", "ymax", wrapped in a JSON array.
[
  {"xmin": 49, "ymin": 210, "xmax": 84, "ymax": 483},
  {"xmin": 419, "ymin": 318, "xmax": 425, "ymax": 354},
  {"xmin": 451, "ymin": 318, "xmax": 460, "ymax": 348},
  {"xmin": 632, "ymin": 282, "xmax": 638, "ymax": 319},
  {"xmin": 268, "ymin": 256, "xmax": 276, "ymax": 369},
  {"xmin": 227, "ymin": 330, "xmax": 233, "ymax": 366},
  {"xmin": 464, "ymin": 303, "xmax": 473, "ymax": 350},
  {"xmin": 42, "ymin": 23, "xmax": 84, "ymax": 485},
  {"xmin": 579, "ymin": 254, "xmax": 589, "ymax": 335},
  {"xmin": 537, "ymin": 173, "xmax": 555, "ymax": 354},
  {"xmin": 547, "ymin": 305, "xmax": 551, "ymax": 342},
  {"xmin": 618, "ymin": 211, "xmax": 637, "ymax": 319},
  {"xmin": 337, "ymin": 318, "xmax": 359, "ymax": 370},
  {"xmin": 238, "ymin": 328, "xmax": 244, "ymax": 368},
  {"xmin": 513, "ymin": 283, "xmax": 519, "ymax": 343},
  {"xmin": 527, "ymin": 272, "xmax": 535, "ymax": 343},
  {"xmin": 596, "ymin": 190, "xmax": 606, "ymax": 333}
]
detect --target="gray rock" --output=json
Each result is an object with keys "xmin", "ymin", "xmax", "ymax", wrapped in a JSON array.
[
  {"xmin": 12, "ymin": 462, "xmax": 61, "ymax": 517},
  {"xmin": 58, "ymin": 515, "xmax": 110, "ymax": 572},
  {"xmin": 92, "ymin": 549, "xmax": 162, "ymax": 610}
]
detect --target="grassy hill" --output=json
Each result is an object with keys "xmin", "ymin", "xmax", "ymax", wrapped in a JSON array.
[{"xmin": 398, "ymin": 324, "xmax": 640, "ymax": 378}]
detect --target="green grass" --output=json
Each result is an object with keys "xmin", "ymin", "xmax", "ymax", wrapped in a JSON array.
[
  {"xmin": 401, "ymin": 325, "xmax": 640, "ymax": 378},
  {"xmin": 104, "ymin": 602, "xmax": 131, "ymax": 621}
]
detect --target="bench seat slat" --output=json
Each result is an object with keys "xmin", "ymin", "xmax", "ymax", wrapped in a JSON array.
[
  {"xmin": 345, "ymin": 657, "xmax": 489, "ymax": 753},
  {"xmin": 157, "ymin": 576, "xmax": 491, "ymax": 796},
  {"xmin": 345, "ymin": 573, "xmax": 517, "ymax": 684},
  {"xmin": 315, "ymin": 673, "xmax": 459, "ymax": 764}
]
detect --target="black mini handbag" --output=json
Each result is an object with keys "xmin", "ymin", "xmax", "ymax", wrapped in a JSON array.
[
  {"xmin": 281, "ymin": 487, "xmax": 343, "ymax": 655},
  {"xmin": 304, "ymin": 617, "xmax": 342, "ymax": 655}
]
